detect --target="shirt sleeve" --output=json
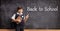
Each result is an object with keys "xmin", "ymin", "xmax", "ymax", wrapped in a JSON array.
[{"xmin": 11, "ymin": 14, "xmax": 16, "ymax": 20}]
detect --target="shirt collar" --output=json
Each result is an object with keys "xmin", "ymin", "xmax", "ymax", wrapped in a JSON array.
[
  {"xmin": 17, "ymin": 12, "xmax": 23, "ymax": 15},
  {"xmin": 17, "ymin": 12, "xmax": 20, "ymax": 14}
]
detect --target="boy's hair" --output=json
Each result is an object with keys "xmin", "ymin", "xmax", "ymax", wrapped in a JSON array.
[{"xmin": 17, "ymin": 7, "xmax": 23, "ymax": 11}]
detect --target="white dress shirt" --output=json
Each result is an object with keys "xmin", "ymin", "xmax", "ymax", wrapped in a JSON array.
[{"xmin": 11, "ymin": 12, "xmax": 23, "ymax": 20}]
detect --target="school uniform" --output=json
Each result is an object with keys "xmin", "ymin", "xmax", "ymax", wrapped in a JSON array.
[{"xmin": 11, "ymin": 12, "xmax": 25, "ymax": 31}]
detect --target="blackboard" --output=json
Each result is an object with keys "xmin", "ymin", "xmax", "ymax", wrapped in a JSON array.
[{"xmin": 0, "ymin": 0, "xmax": 60, "ymax": 29}]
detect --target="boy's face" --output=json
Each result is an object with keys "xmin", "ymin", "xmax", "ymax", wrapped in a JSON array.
[{"xmin": 18, "ymin": 9, "xmax": 23, "ymax": 13}]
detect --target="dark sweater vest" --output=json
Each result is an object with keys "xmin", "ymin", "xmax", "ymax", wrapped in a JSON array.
[
  {"xmin": 11, "ymin": 13, "xmax": 25, "ymax": 28},
  {"xmin": 15, "ymin": 13, "xmax": 24, "ymax": 24}
]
